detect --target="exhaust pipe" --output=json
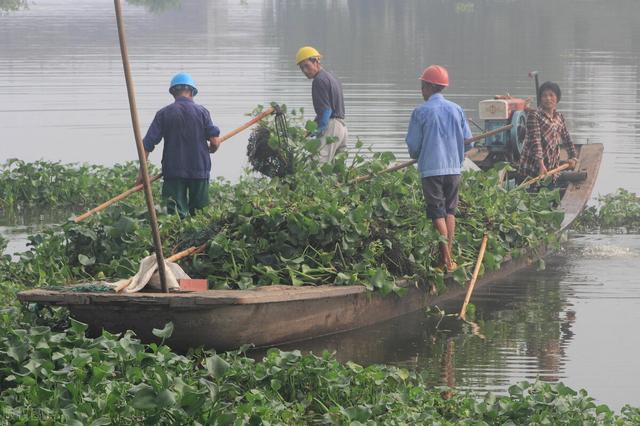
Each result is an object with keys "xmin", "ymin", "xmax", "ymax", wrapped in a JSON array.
[{"xmin": 529, "ymin": 71, "xmax": 540, "ymax": 107}]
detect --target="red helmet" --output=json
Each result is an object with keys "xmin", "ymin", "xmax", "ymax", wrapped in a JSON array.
[{"xmin": 420, "ymin": 65, "xmax": 449, "ymax": 87}]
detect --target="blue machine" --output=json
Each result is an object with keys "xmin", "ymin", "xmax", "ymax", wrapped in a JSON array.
[{"xmin": 477, "ymin": 97, "xmax": 528, "ymax": 162}]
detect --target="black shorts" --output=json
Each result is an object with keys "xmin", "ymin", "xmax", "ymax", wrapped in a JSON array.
[{"xmin": 421, "ymin": 175, "xmax": 461, "ymax": 219}]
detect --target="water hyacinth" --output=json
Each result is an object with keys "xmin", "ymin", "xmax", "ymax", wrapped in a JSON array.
[
  {"xmin": 0, "ymin": 109, "xmax": 566, "ymax": 294},
  {"xmin": 0, "ymin": 159, "xmax": 160, "ymax": 212},
  {"xmin": 1, "ymin": 309, "xmax": 639, "ymax": 425},
  {"xmin": 575, "ymin": 189, "xmax": 640, "ymax": 232}
]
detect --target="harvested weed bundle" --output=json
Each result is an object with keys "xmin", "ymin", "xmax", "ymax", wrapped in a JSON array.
[
  {"xmin": 247, "ymin": 108, "xmax": 294, "ymax": 178},
  {"xmin": 247, "ymin": 125, "xmax": 293, "ymax": 178}
]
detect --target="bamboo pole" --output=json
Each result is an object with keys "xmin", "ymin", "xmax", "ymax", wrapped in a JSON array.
[
  {"xmin": 73, "ymin": 108, "xmax": 275, "ymax": 223},
  {"xmin": 114, "ymin": 0, "xmax": 168, "ymax": 293},
  {"xmin": 459, "ymin": 234, "xmax": 489, "ymax": 321},
  {"xmin": 516, "ymin": 163, "xmax": 570, "ymax": 190},
  {"xmin": 73, "ymin": 173, "xmax": 162, "ymax": 223},
  {"xmin": 218, "ymin": 107, "xmax": 274, "ymax": 143}
]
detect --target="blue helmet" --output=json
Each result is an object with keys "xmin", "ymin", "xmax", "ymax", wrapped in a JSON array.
[{"xmin": 169, "ymin": 72, "xmax": 198, "ymax": 96}]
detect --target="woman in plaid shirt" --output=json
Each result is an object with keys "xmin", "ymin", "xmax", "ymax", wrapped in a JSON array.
[{"xmin": 518, "ymin": 81, "xmax": 578, "ymax": 179}]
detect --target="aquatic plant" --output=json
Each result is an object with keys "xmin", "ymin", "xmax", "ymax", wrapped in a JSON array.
[
  {"xmin": 0, "ymin": 157, "xmax": 562, "ymax": 294},
  {"xmin": 0, "ymin": 0, "xmax": 28, "ymax": 13},
  {"xmin": 0, "ymin": 159, "xmax": 160, "ymax": 212},
  {"xmin": 574, "ymin": 189, "xmax": 640, "ymax": 232},
  {"xmin": 0, "ymin": 111, "xmax": 564, "ymax": 293},
  {"xmin": 0, "ymin": 309, "xmax": 638, "ymax": 424},
  {"xmin": 0, "ymin": 234, "xmax": 6, "ymax": 255}
]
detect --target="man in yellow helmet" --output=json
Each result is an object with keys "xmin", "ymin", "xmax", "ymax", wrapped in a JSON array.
[{"xmin": 296, "ymin": 46, "xmax": 347, "ymax": 164}]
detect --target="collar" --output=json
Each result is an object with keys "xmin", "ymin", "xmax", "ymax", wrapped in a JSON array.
[
  {"xmin": 539, "ymin": 107, "xmax": 558, "ymax": 120},
  {"xmin": 175, "ymin": 96, "xmax": 194, "ymax": 103},
  {"xmin": 426, "ymin": 93, "xmax": 444, "ymax": 103},
  {"xmin": 313, "ymin": 68, "xmax": 326, "ymax": 79}
]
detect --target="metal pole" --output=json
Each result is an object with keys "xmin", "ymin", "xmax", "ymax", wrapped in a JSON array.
[
  {"xmin": 529, "ymin": 71, "xmax": 541, "ymax": 107},
  {"xmin": 113, "ymin": 0, "xmax": 168, "ymax": 293}
]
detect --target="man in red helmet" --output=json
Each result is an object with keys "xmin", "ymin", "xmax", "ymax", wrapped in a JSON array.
[{"xmin": 405, "ymin": 65, "xmax": 472, "ymax": 273}]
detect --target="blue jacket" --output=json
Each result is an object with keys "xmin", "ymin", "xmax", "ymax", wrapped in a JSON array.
[
  {"xmin": 143, "ymin": 97, "xmax": 220, "ymax": 180},
  {"xmin": 405, "ymin": 93, "xmax": 471, "ymax": 178}
]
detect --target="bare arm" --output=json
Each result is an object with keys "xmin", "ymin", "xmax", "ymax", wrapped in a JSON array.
[{"xmin": 209, "ymin": 136, "xmax": 221, "ymax": 153}]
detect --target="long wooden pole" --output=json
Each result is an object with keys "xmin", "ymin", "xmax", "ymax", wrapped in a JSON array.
[
  {"xmin": 218, "ymin": 107, "xmax": 274, "ymax": 143},
  {"xmin": 73, "ymin": 108, "xmax": 276, "ymax": 223},
  {"xmin": 350, "ymin": 124, "xmax": 513, "ymax": 185},
  {"xmin": 516, "ymin": 163, "xmax": 570, "ymax": 190},
  {"xmin": 73, "ymin": 173, "xmax": 162, "ymax": 223},
  {"xmin": 114, "ymin": 0, "xmax": 168, "ymax": 293},
  {"xmin": 459, "ymin": 233, "xmax": 489, "ymax": 320}
]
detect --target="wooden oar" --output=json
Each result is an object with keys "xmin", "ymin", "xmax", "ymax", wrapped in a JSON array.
[
  {"xmin": 459, "ymin": 233, "xmax": 488, "ymax": 321},
  {"xmin": 73, "ymin": 107, "xmax": 276, "ymax": 223},
  {"xmin": 350, "ymin": 124, "xmax": 514, "ymax": 185},
  {"xmin": 516, "ymin": 163, "xmax": 570, "ymax": 190}
]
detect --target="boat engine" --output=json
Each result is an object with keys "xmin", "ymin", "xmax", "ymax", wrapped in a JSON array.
[{"xmin": 478, "ymin": 96, "xmax": 528, "ymax": 162}]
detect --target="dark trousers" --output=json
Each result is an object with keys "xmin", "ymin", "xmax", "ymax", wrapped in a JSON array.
[
  {"xmin": 162, "ymin": 178, "xmax": 209, "ymax": 218},
  {"xmin": 421, "ymin": 175, "xmax": 461, "ymax": 219}
]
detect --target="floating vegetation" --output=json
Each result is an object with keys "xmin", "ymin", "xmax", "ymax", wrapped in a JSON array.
[
  {"xmin": 0, "ymin": 0, "xmax": 28, "ymax": 13},
  {"xmin": 0, "ymin": 310, "xmax": 638, "ymax": 424},
  {"xmin": 574, "ymin": 189, "xmax": 640, "ymax": 233},
  {"xmin": 0, "ymin": 159, "xmax": 160, "ymax": 211}
]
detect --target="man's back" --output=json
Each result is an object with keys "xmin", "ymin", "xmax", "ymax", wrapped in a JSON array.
[
  {"xmin": 406, "ymin": 93, "xmax": 471, "ymax": 178},
  {"xmin": 312, "ymin": 69, "xmax": 345, "ymax": 121},
  {"xmin": 143, "ymin": 97, "xmax": 219, "ymax": 179}
]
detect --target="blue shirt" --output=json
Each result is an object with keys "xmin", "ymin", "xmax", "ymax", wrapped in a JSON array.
[
  {"xmin": 143, "ymin": 97, "xmax": 220, "ymax": 180},
  {"xmin": 405, "ymin": 93, "xmax": 472, "ymax": 178}
]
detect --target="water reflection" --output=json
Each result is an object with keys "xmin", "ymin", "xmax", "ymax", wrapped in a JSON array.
[
  {"xmin": 269, "ymin": 234, "xmax": 640, "ymax": 410},
  {"xmin": 126, "ymin": 0, "xmax": 182, "ymax": 14},
  {"xmin": 271, "ymin": 253, "xmax": 576, "ymax": 389}
]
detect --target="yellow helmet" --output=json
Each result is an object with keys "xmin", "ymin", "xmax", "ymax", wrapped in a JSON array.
[{"xmin": 295, "ymin": 46, "xmax": 322, "ymax": 65}]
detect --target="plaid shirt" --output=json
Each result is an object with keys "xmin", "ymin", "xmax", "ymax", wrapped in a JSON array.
[{"xmin": 518, "ymin": 108, "xmax": 577, "ymax": 178}]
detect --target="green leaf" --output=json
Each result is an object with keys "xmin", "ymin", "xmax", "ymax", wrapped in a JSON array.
[
  {"xmin": 131, "ymin": 384, "xmax": 157, "ymax": 410},
  {"xmin": 89, "ymin": 417, "xmax": 112, "ymax": 426},
  {"xmin": 152, "ymin": 322, "xmax": 174, "ymax": 339},
  {"xmin": 206, "ymin": 355, "xmax": 230, "ymax": 379},
  {"xmin": 78, "ymin": 254, "xmax": 95, "ymax": 266}
]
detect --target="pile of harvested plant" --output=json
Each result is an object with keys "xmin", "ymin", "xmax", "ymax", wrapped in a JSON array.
[{"xmin": 1, "ymin": 109, "xmax": 562, "ymax": 294}]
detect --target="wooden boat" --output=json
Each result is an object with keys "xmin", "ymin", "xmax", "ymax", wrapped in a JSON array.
[{"xmin": 18, "ymin": 143, "xmax": 603, "ymax": 352}]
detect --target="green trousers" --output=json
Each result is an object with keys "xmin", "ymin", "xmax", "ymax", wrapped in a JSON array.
[{"xmin": 162, "ymin": 178, "xmax": 209, "ymax": 218}]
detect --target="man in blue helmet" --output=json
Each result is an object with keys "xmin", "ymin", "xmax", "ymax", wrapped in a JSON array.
[{"xmin": 137, "ymin": 72, "xmax": 221, "ymax": 218}]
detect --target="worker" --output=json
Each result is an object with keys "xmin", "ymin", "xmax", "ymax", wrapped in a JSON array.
[
  {"xmin": 518, "ymin": 81, "xmax": 577, "ymax": 181},
  {"xmin": 405, "ymin": 65, "xmax": 471, "ymax": 273},
  {"xmin": 136, "ymin": 72, "xmax": 221, "ymax": 218},
  {"xmin": 295, "ymin": 46, "xmax": 347, "ymax": 163}
]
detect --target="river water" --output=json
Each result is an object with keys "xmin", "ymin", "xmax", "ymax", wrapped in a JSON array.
[{"xmin": 1, "ymin": 0, "xmax": 640, "ymax": 411}]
